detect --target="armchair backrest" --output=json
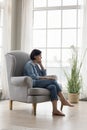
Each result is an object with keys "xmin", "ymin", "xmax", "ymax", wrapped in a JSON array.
[{"xmin": 5, "ymin": 51, "xmax": 30, "ymax": 77}]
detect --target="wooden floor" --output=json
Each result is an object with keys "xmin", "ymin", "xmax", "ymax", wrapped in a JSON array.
[{"xmin": 0, "ymin": 100, "xmax": 87, "ymax": 130}]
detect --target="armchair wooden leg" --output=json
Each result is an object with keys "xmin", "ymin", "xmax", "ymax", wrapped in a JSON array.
[
  {"xmin": 60, "ymin": 103, "xmax": 63, "ymax": 111},
  {"xmin": 9, "ymin": 100, "xmax": 13, "ymax": 110},
  {"xmin": 32, "ymin": 103, "xmax": 37, "ymax": 115}
]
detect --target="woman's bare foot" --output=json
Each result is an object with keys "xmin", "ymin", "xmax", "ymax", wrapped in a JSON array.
[
  {"xmin": 58, "ymin": 92, "xmax": 74, "ymax": 108},
  {"xmin": 53, "ymin": 110, "xmax": 65, "ymax": 116},
  {"xmin": 62, "ymin": 100, "xmax": 74, "ymax": 107}
]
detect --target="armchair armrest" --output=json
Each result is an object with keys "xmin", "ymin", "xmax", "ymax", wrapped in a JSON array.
[{"xmin": 11, "ymin": 76, "xmax": 33, "ymax": 88}]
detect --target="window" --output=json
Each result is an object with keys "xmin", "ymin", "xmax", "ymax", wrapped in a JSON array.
[
  {"xmin": 32, "ymin": 0, "xmax": 83, "ymax": 89},
  {"xmin": 0, "ymin": 0, "xmax": 4, "ymax": 89}
]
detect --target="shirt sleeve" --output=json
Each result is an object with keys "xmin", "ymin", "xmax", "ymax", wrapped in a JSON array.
[
  {"xmin": 35, "ymin": 64, "xmax": 47, "ymax": 76},
  {"xmin": 40, "ymin": 69, "xmax": 46, "ymax": 76},
  {"xmin": 23, "ymin": 63, "xmax": 40, "ymax": 80}
]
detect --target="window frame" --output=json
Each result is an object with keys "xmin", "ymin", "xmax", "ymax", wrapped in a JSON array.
[{"xmin": 32, "ymin": 0, "xmax": 83, "ymax": 88}]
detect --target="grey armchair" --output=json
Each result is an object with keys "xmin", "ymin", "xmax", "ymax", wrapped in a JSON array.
[{"xmin": 5, "ymin": 51, "xmax": 51, "ymax": 115}]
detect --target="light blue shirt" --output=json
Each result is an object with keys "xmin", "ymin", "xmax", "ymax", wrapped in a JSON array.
[{"xmin": 23, "ymin": 60, "xmax": 46, "ymax": 86}]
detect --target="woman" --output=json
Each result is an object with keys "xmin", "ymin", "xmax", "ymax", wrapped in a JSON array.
[{"xmin": 23, "ymin": 49, "xmax": 74, "ymax": 116}]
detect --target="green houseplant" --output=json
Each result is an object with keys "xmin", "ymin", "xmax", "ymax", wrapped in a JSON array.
[{"xmin": 65, "ymin": 46, "xmax": 87, "ymax": 103}]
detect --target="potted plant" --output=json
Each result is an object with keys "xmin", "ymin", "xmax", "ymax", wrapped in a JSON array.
[{"xmin": 64, "ymin": 46, "xmax": 87, "ymax": 103}]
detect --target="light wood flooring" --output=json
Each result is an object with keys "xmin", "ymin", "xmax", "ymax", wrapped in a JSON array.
[{"xmin": 0, "ymin": 100, "xmax": 87, "ymax": 130}]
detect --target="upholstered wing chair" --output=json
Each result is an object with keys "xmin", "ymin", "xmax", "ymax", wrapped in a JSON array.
[{"xmin": 5, "ymin": 51, "xmax": 51, "ymax": 115}]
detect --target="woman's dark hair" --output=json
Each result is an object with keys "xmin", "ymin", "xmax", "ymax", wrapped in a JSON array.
[{"xmin": 30, "ymin": 49, "xmax": 41, "ymax": 60}]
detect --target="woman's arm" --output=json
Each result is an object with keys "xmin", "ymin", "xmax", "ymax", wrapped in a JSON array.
[
  {"xmin": 39, "ymin": 75, "xmax": 57, "ymax": 80},
  {"xmin": 24, "ymin": 63, "xmax": 40, "ymax": 80},
  {"xmin": 37, "ymin": 61, "xmax": 46, "ymax": 76},
  {"xmin": 38, "ymin": 62, "xmax": 57, "ymax": 80},
  {"xmin": 38, "ymin": 62, "xmax": 45, "ymax": 70}
]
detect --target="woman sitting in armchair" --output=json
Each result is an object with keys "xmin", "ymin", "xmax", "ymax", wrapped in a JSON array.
[{"xmin": 23, "ymin": 49, "xmax": 74, "ymax": 116}]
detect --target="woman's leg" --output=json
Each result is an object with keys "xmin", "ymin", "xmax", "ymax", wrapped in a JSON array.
[
  {"xmin": 52, "ymin": 100, "xmax": 65, "ymax": 116},
  {"xmin": 45, "ymin": 84, "xmax": 65, "ymax": 116},
  {"xmin": 33, "ymin": 79, "xmax": 58, "ymax": 88},
  {"xmin": 34, "ymin": 79, "xmax": 73, "ymax": 115},
  {"xmin": 51, "ymin": 80, "xmax": 74, "ymax": 107},
  {"xmin": 58, "ymin": 92, "xmax": 74, "ymax": 107},
  {"xmin": 34, "ymin": 80, "xmax": 65, "ymax": 116}
]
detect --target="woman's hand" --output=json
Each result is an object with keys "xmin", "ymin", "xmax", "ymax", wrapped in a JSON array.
[
  {"xmin": 38, "ymin": 61, "xmax": 45, "ymax": 70},
  {"xmin": 46, "ymin": 75, "xmax": 57, "ymax": 80},
  {"xmin": 40, "ymin": 75, "xmax": 57, "ymax": 80},
  {"xmin": 38, "ymin": 60, "xmax": 42, "ymax": 65}
]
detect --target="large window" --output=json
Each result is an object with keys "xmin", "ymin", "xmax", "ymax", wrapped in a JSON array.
[
  {"xmin": 0, "ymin": 0, "xmax": 4, "ymax": 89},
  {"xmin": 33, "ymin": 0, "xmax": 83, "ymax": 89}
]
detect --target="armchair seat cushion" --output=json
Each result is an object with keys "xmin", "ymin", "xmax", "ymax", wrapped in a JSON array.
[{"xmin": 28, "ymin": 88, "xmax": 50, "ymax": 96}]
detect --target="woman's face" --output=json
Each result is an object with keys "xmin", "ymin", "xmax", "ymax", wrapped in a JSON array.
[{"xmin": 34, "ymin": 54, "xmax": 42, "ymax": 63}]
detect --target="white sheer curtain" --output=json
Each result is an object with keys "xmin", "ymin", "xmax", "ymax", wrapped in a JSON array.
[
  {"xmin": 1, "ymin": 0, "xmax": 12, "ymax": 99},
  {"xmin": 1, "ymin": 0, "xmax": 33, "ymax": 99},
  {"xmin": 80, "ymin": 0, "xmax": 87, "ymax": 99},
  {"xmin": 21, "ymin": 0, "xmax": 33, "ymax": 53}
]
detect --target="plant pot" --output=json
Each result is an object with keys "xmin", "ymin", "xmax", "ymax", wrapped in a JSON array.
[{"xmin": 68, "ymin": 93, "xmax": 79, "ymax": 103}]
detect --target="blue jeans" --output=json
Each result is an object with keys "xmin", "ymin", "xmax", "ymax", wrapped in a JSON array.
[{"xmin": 33, "ymin": 79, "xmax": 62, "ymax": 101}]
